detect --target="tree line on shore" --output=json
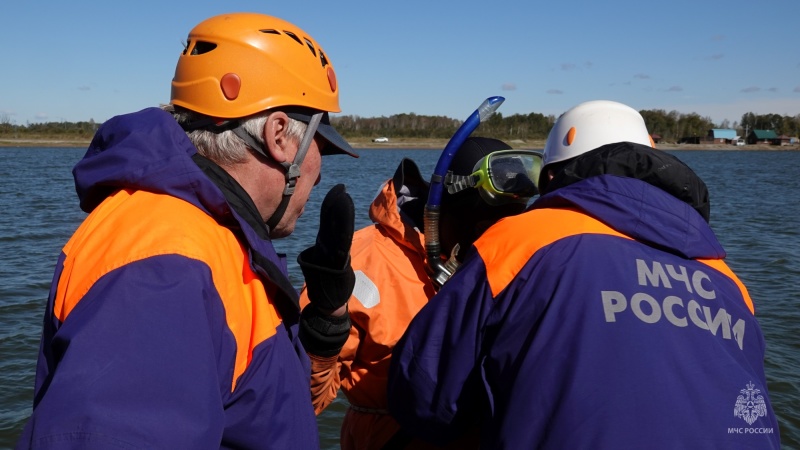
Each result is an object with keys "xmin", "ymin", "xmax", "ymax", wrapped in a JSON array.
[{"xmin": 2, "ymin": 110, "xmax": 799, "ymax": 143}]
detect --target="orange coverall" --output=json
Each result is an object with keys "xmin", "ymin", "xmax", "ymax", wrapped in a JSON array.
[{"xmin": 301, "ymin": 162, "xmax": 478, "ymax": 450}]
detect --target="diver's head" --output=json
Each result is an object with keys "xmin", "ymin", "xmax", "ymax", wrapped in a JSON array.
[{"xmin": 439, "ymin": 137, "xmax": 539, "ymax": 260}]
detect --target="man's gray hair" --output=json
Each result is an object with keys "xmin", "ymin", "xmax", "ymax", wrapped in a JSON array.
[{"xmin": 162, "ymin": 104, "xmax": 308, "ymax": 165}]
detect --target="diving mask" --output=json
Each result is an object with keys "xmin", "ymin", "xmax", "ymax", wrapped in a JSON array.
[{"xmin": 445, "ymin": 150, "xmax": 543, "ymax": 205}]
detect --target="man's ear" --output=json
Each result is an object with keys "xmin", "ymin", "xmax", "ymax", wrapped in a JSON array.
[{"xmin": 263, "ymin": 111, "xmax": 291, "ymax": 163}]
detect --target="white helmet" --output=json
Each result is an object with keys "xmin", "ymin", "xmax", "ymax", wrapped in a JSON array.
[{"xmin": 542, "ymin": 100, "xmax": 654, "ymax": 167}]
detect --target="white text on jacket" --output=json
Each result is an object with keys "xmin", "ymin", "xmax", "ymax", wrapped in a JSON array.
[{"xmin": 600, "ymin": 259, "xmax": 746, "ymax": 350}]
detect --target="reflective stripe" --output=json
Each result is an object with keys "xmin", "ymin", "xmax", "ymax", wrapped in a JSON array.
[
  {"xmin": 475, "ymin": 208, "xmax": 754, "ymax": 314},
  {"xmin": 352, "ymin": 270, "xmax": 380, "ymax": 308},
  {"xmin": 697, "ymin": 258, "xmax": 755, "ymax": 314},
  {"xmin": 475, "ymin": 208, "xmax": 629, "ymax": 297},
  {"xmin": 54, "ymin": 189, "xmax": 281, "ymax": 391}
]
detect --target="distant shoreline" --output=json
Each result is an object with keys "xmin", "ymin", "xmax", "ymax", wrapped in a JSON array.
[
  {"xmin": 1, "ymin": 137, "xmax": 796, "ymax": 151},
  {"xmin": 0, "ymin": 138, "xmax": 92, "ymax": 148},
  {"xmin": 346, "ymin": 138, "xmax": 799, "ymax": 151}
]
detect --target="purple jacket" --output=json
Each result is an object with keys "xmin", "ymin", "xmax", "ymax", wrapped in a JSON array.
[
  {"xmin": 388, "ymin": 174, "xmax": 780, "ymax": 449},
  {"xmin": 17, "ymin": 108, "xmax": 318, "ymax": 449}
]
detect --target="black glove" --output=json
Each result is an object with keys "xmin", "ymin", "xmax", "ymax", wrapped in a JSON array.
[
  {"xmin": 297, "ymin": 184, "xmax": 356, "ymax": 313},
  {"xmin": 299, "ymin": 304, "xmax": 352, "ymax": 357}
]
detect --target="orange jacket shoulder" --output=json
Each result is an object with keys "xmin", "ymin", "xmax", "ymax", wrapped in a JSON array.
[
  {"xmin": 475, "ymin": 208, "xmax": 629, "ymax": 297},
  {"xmin": 56, "ymin": 189, "xmax": 280, "ymax": 390}
]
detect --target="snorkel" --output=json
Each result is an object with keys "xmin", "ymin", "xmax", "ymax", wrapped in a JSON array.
[{"xmin": 424, "ymin": 96, "xmax": 504, "ymax": 288}]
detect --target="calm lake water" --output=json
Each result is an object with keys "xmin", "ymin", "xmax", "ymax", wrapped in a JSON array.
[{"xmin": 0, "ymin": 147, "xmax": 798, "ymax": 449}]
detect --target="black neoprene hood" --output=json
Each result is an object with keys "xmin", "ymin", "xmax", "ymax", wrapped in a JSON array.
[{"xmin": 544, "ymin": 141, "xmax": 711, "ymax": 222}]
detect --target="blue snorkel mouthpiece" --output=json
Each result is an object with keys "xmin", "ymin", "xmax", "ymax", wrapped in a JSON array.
[{"xmin": 424, "ymin": 96, "xmax": 505, "ymax": 288}]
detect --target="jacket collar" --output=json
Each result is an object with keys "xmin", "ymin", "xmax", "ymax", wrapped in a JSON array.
[{"xmin": 534, "ymin": 175, "xmax": 725, "ymax": 260}]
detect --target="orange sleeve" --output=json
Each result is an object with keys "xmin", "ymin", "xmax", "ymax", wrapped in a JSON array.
[
  {"xmin": 308, "ymin": 353, "xmax": 342, "ymax": 414},
  {"xmin": 300, "ymin": 287, "xmax": 362, "ymax": 414}
]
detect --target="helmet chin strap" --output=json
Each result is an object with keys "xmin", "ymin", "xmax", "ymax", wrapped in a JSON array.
[{"xmin": 262, "ymin": 112, "xmax": 323, "ymax": 233}]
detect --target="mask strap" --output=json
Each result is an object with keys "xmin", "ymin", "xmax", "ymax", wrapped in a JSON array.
[{"xmin": 444, "ymin": 172, "xmax": 479, "ymax": 194}]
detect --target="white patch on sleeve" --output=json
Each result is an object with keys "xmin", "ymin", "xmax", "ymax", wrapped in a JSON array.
[{"xmin": 352, "ymin": 270, "xmax": 380, "ymax": 309}]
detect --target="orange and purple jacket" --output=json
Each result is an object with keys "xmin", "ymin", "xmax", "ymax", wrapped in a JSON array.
[
  {"xmin": 301, "ymin": 160, "xmax": 478, "ymax": 450},
  {"xmin": 17, "ymin": 108, "xmax": 319, "ymax": 449},
  {"xmin": 388, "ymin": 174, "xmax": 781, "ymax": 449}
]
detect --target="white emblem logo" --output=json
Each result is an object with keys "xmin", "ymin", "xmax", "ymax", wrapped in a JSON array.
[{"xmin": 733, "ymin": 382, "xmax": 767, "ymax": 425}]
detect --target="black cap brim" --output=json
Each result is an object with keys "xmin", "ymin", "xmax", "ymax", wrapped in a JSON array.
[{"xmin": 285, "ymin": 110, "xmax": 358, "ymax": 158}]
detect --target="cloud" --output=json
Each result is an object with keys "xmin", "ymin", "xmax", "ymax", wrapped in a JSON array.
[
  {"xmin": 741, "ymin": 86, "xmax": 761, "ymax": 93},
  {"xmin": 583, "ymin": 61, "xmax": 593, "ymax": 69},
  {"xmin": 794, "ymin": 85, "xmax": 800, "ymax": 93},
  {"xmin": 78, "ymin": 85, "xmax": 91, "ymax": 91},
  {"xmin": 546, "ymin": 89, "xmax": 564, "ymax": 95},
  {"xmin": 501, "ymin": 83, "xmax": 517, "ymax": 91},
  {"xmin": 35, "ymin": 112, "xmax": 49, "ymax": 121},
  {"xmin": 711, "ymin": 34, "xmax": 725, "ymax": 41},
  {"xmin": 666, "ymin": 86, "xmax": 683, "ymax": 92},
  {"xmin": 634, "ymin": 74, "xmax": 650, "ymax": 80},
  {"xmin": 705, "ymin": 54, "xmax": 724, "ymax": 61},
  {"xmin": 767, "ymin": 87, "xmax": 779, "ymax": 93},
  {"xmin": 560, "ymin": 63, "xmax": 577, "ymax": 71}
]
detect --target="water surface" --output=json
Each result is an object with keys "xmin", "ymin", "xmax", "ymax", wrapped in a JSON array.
[{"xmin": 0, "ymin": 148, "xmax": 797, "ymax": 449}]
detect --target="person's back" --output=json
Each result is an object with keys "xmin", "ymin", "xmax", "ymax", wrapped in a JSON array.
[
  {"xmin": 460, "ymin": 169, "xmax": 778, "ymax": 448},
  {"xmin": 387, "ymin": 100, "xmax": 780, "ymax": 449}
]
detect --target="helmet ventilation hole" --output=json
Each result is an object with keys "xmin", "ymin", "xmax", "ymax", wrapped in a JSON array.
[
  {"xmin": 282, "ymin": 30, "xmax": 303, "ymax": 46},
  {"xmin": 190, "ymin": 41, "xmax": 217, "ymax": 55},
  {"xmin": 304, "ymin": 38, "xmax": 317, "ymax": 56},
  {"xmin": 259, "ymin": 28, "xmax": 328, "ymax": 68}
]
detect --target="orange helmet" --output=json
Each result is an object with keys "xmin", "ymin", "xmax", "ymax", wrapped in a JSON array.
[{"xmin": 171, "ymin": 12, "xmax": 340, "ymax": 119}]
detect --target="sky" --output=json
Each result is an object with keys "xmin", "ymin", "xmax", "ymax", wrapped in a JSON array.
[{"xmin": 2, "ymin": 0, "xmax": 799, "ymax": 127}]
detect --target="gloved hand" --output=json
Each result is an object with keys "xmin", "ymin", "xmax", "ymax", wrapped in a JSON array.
[{"xmin": 297, "ymin": 184, "xmax": 356, "ymax": 314}]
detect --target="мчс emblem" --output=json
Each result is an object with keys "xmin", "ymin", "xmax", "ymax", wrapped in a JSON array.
[{"xmin": 733, "ymin": 382, "xmax": 767, "ymax": 425}]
